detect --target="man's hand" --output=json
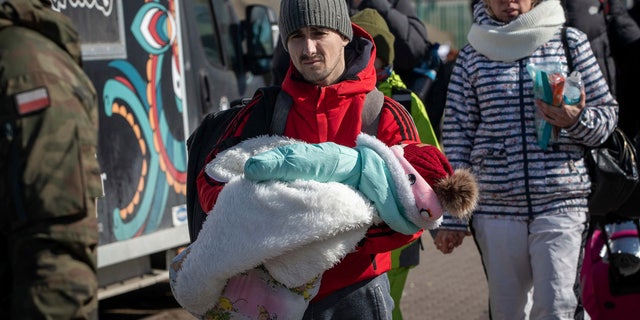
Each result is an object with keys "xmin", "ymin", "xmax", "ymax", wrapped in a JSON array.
[{"xmin": 434, "ymin": 229, "xmax": 469, "ymax": 254}]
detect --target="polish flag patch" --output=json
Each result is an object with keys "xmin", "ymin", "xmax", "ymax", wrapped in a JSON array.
[{"xmin": 14, "ymin": 87, "xmax": 50, "ymax": 115}]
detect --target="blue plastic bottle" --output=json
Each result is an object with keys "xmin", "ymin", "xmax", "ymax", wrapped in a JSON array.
[{"xmin": 563, "ymin": 71, "xmax": 582, "ymax": 105}]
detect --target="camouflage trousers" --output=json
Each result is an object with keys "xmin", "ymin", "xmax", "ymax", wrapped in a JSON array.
[{"xmin": 0, "ymin": 199, "xmax": 99, "ymax": 320}]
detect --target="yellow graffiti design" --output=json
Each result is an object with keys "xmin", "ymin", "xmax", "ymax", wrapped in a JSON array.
[{"xmin": 113, "ymin": 102, "xmax": 148, "ymax": 220}]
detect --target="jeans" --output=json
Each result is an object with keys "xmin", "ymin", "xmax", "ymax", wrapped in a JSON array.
[
  {"xmin": 472, "ymin": 213, "xmax": 588, "ymax": 320},
  {"xmin": 302, "ymin": 273, "xmax": 393, "ymax": 320}
]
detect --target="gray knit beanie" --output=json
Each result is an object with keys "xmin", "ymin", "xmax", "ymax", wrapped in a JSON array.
[{"xmin": 279, "ymin": 0, "xmax": 353, "ymax": 49}]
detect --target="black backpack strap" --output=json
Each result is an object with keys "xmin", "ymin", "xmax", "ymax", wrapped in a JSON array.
[
  {"xmin": 270, "ymin": 89, "xmax": 293, "ymax": 135},
  {"xmin": 391, "ymin": 87, "xmax": 413, "ymax": 114},
  {"xmin": 361, "ymin": 88, "xmax": 384, "ymax": 136},
  {"xmin": 561, "ymin": 26, "xmax": 573, "ymax": 73},
  {"xmin": 238, "ymin": 86, "xmax": 281, "ymax": 139}
]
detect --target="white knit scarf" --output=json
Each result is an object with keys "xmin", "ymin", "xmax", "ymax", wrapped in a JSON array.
[{"xmin": 467, "ymin": 0, "xmax": 566, "ymax": 62}]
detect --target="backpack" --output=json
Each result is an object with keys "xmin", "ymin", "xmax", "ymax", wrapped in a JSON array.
[
  {"xmin": 186, "ymin": 86, "xmax": 282, "ymax": 242},
  {"xmin": 580, "ymin": 219, "xmax": 640, "ymax": 319},
  {"xmin": 186, "ymin": 87, "xmax": 385, "ymax": 242},
  {"xmin": 391, "ymin": 87, "xmax": 413, "ymax": 114}
]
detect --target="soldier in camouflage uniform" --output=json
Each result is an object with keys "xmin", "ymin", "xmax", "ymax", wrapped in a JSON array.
[{"xmin": 0, "ymin": 0, "xmax": 103, "ymax": 318}]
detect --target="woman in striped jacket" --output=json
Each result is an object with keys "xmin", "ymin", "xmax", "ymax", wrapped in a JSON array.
[{"xmin": 435, "ymin": 0, "xmax": 618, "ymax": 318}]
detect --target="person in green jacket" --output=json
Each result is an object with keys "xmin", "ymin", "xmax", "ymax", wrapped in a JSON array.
[
  {"xmin": 352, "ymin": 9, "xmax": 441, "ymax": 150},
  {"xmin": 351, "ymin": 9, "xmax": 441, "ymax": 320}
]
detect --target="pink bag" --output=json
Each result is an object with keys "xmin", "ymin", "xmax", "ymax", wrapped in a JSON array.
[{"xmin": 580, "ymin": 220, "xmax": 640, "ymax": 319}]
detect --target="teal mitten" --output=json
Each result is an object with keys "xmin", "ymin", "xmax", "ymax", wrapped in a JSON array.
[
  {"xmin": 244, "ymin": 142, "xmax": 362, "ymax": 187},
  {"xmin": 244, "ymin": 137, "xmax": 420, "ymax": 235}
]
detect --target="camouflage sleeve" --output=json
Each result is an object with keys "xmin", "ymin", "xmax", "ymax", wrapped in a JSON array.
[{"xmin": 1, "ymin": 27, "xmax": 102, "ymax": 219}]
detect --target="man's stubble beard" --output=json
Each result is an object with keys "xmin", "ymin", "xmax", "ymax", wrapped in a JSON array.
[{"xmin": 299, "ymin": 51, "xmax": 345, "ymax": 86}]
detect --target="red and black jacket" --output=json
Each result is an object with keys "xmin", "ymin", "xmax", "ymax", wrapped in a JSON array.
[{"xmin": 196, "ymin": 23, "xmax": 422, "ymax": 301}]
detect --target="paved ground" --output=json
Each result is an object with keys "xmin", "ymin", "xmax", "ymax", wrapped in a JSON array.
[
  {"xmin": 99, "ymin": 234, "xmax": 489, "ymax": 320},
  {"xmin": 399, "ymin": 235, "xmax": 489, "ymax": 320}
]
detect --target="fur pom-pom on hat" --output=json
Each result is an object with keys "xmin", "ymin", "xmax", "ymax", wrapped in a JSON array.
[{"xmin": 402, "ymin": 143, "xmax": 479, "ymax": 218}]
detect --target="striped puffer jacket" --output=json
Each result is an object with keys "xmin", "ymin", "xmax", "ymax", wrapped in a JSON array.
[{"xmin": 441, "ymin": 4, "xmax": 618, "ymax": 230}]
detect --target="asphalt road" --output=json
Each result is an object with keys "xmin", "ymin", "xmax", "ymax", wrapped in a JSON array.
[{"xmin": 98, "ymin": 235, "xmax": 489, "ymax": 320}]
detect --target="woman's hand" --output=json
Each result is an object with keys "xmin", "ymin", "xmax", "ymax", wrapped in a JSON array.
[{"xmin": 535, "ymin": 90, "xmax": 586, "ymax": 128}]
